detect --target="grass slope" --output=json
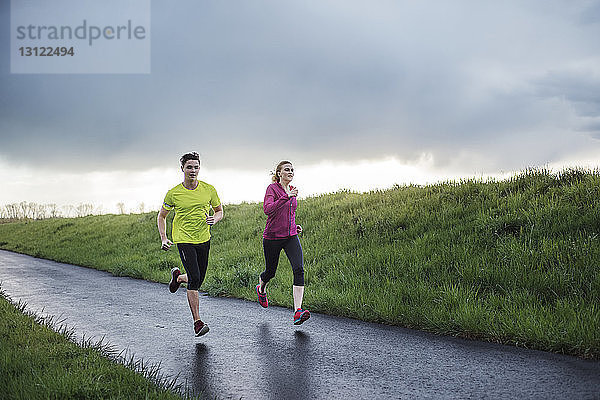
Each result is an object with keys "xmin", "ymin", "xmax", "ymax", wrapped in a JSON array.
[{"xmin": 0, "ymin": 168, "xmax": 599, "ymax": 358}]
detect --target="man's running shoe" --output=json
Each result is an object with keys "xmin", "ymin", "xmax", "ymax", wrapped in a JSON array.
[
  {"xmin": 256, "ymin": 284, "xmax": 268, "ymax": 308},
  {"xmin": 169, "ymin": 267, "xmax": 181, "ymax": 293},
  {"xmin": 194, "ymin": 319, "xmax": 210, "ymax": 337},
  {"xmin": 294, "ymin": 308, "xmax": 310, "ymax": 325}
]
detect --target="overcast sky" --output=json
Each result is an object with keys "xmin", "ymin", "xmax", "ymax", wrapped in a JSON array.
[{"xmin": 2, "ymin": 0, "xmax": 600, "ymax": 211}]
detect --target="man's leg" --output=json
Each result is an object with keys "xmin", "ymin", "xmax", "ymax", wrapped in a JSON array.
[
  {"xmin": 188, "ymin": 241, "xmax": 210, "ymax": 322},
  {"xmin": 187, "ymin": 289, "xmax": 200, "ymax": 321},
  {"xmin": 178, "ymin": 243, "xmax": 201, "ymax": 320}
]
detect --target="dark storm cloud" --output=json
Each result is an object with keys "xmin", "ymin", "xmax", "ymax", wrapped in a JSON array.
[
  {"xmin": 534, "ymin": 68, "xmax": 600, "ymax": 138},
  {"xmin": 1, "ymin": 0, "xmax": 600, "ymax": 172}
]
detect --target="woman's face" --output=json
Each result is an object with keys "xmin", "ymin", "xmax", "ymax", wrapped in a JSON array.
[
  {"xmin": 279, "ymin": 163, "xmax": 294, "ymax": 183},
  {"xmin": 182, "ymin": 160, "xmax": 200, "ymax": 180}
]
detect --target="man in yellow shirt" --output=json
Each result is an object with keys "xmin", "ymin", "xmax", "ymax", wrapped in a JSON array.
[{"xmin": 157, "ymin": 152, "xmax": 223, "ymax": 337}]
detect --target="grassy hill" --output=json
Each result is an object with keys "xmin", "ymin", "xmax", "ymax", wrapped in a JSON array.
[{"xmin": 0, "ymin": 168, "xmax": 598, "ymax": 358}]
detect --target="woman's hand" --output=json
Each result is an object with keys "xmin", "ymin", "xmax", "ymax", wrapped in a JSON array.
[
  {"xmin": 296, "ymin": 224, "xmax": 303, "ymax": 234},
  {"xmin": 289, "ymin": 187, "xmax": 298, "ymax": 197}
]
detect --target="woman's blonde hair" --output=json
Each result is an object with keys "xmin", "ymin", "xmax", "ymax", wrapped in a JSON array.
[{"xmin": 271, "ymin": 160, "xmax": 292, "ymax": 183}]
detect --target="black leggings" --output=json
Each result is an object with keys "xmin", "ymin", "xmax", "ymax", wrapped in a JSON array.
[
  {"xmin": 177, "ymin": 241, "xmax": 210, "ymax": 291},
  {"xmin": 261, "ymin": 235, "xmax": 304, "ymax": 286}
]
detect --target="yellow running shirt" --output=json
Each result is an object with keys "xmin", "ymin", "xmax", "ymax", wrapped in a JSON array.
[{"xmin": 162, "ymin": 180, "xmax": 221, "ymax": 244}]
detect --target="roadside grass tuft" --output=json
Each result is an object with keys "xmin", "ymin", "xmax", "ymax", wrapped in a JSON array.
[{"xmin": 0, "ymin": 287, "xmax": 200, "ymax": 399}]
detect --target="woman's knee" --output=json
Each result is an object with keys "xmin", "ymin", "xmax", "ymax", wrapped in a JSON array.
[{"xmin": 260, "ymin": 270, "xmax": 276, "ymax": 283}]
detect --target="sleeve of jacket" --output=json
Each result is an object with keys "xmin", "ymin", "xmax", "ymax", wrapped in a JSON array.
[{"xmin": 263, "ymin": 185, "xmax": 290, "ymax": 215}]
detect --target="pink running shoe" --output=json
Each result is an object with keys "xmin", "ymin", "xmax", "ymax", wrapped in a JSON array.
[
  {"xmin": 256, "ymin": 284, "xmax": 268, "ymax": 308},
  {"xmin": 194, "ymin": 319, "xmax": 210, "ymax": 337},
  {"xmin": 294, "ymin": 308, "xmax": 311, "ymax": 325},
  {"xmin": 169, "ymin": 267, "xmax": 181, "ymax": 293}
]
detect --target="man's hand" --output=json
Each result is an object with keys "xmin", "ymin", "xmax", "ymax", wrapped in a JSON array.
[
  {"xmin": 205, "ymin": 212, "xmax": 216, "ymax": 226},
  {"xmin": 161, "ymin": 239, "xmax": 173, "ymax": 251}
]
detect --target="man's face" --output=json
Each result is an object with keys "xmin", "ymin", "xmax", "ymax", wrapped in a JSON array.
[{"xmin": 182, "ymin": 160, "xmax": 200, "ymax": 180}]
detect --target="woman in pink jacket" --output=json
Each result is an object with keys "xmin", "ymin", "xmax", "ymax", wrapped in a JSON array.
[{"xmin": 256, "ymin": 160, "xmax": 310, "ymax": 325}]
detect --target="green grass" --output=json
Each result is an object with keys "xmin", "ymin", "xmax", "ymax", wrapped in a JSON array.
[
  {"xmin": 0, "ymin": 167, "xmax": 599, "ymax": 359},
  {"xmin": 0, "ymin": 290, "xmax": 192, "ymax": 400}
]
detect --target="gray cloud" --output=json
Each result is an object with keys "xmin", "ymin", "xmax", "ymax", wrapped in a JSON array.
[
  {"xmin": 1, "ymin": 0, "xmax": 600, "ymax": 172},
  {"xmin": 534, "ymin": 67, "xmax": 600, "ymax": 141}
]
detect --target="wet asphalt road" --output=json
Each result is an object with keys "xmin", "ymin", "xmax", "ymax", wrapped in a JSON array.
[{"xmin": 1, "ymin": 250, "xmax": 599, "ymax": 399}]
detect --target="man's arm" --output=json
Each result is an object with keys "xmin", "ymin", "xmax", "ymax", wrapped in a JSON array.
[
  {"xmin": 206, "ymin": 204, "xmax": 223, "ymax": 225},
  {"xmin": 157, "ymin": 206, "xmax": 173, "ymax": 250}
]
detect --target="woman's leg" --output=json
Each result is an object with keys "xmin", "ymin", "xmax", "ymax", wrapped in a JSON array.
[
  {"xmin": 292, "ymin": 285, "xmax": 304, "ymax": 311},
  {"xmin": 283, "ymin": 235, "xmax": 305, "ymax": 310},
  {"xmin": 259, "ymin": 238, "xmax": 285, "ymax": 293}
]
